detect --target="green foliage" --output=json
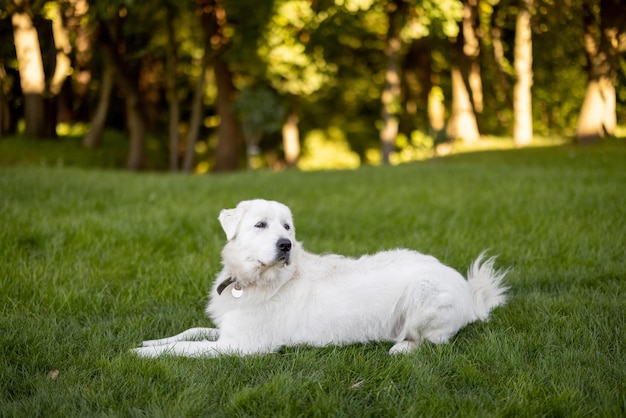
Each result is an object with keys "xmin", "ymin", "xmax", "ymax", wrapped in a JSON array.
[
  {"xmin": 530, "ymin": 0, "xmax": 589, "ymax": 135},
  {"xmin": 401, "ymin": 0, "xmax": 463, "ymax": 40},
  {"xmin": 258, "ymin": 0, "xmax": 337, "ymax": 96},
  {"xmin": 1, "ymin": 143, "xmax": 625, "ymax": 415},
  {"xmin": 222, "ymin": 0, "xmax": 275, "ymax": 75}
]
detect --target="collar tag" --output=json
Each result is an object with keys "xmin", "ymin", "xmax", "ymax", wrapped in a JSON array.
[{"xmin": 231, "ymin": 283, "xmax": 243, "ymax": 298}]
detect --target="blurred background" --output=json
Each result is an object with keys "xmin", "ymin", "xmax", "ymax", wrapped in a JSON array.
[{"xmin": 1, "ymin": 0, "xmax": 624, "ymax": 172}]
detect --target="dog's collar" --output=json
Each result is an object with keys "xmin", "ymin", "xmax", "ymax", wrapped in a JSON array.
[
  {"xmin": 216, "ymin": 277, "xmax": 235, "ymax": 295},
  {"xmin": 216, "ymin": 277, "xmax": 243, "ymax": 298}
]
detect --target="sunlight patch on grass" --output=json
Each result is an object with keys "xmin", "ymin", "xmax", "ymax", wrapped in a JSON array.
[
  {"xmin": 301, "ymin": 132, "xmax": 571, "ymax": 170},
  {"xmin": 454, "ymin": 135, "xmax": 569, "ymax": 152}
]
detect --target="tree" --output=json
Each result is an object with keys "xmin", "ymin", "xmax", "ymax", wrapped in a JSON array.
[
  {"xmin": 380, "ymin": 0, "xmax": 404, "ymax": 165},
  {"xmin": 164, "ymin": 3, "xmax": 180, "ymax": 171},
  {"xmin": 2, "ymin": 0, "xmax": 624, "ymax": 171},
  {"xmin": 254, "ymin": 0, "xmax": 337, "ymax": 167},
  {"xmin": 64, "ymin": 0, "xmax": 92, "ymax": 123},
  {"xmin": 401, "ymin": 38, "xmax": 432, "ymax": 136},
  {"xmin": 182, "ymin": 0, "xmax": 229, "ymax": 173},
  {"xmin": 282, "ymin": 101, "xmax": 300, "ymax": 168},
  {"xmin": 513, "ymin": 0, "xmax": 533, "ymax": 147},
  {"xmin": 96, "ymin": 16, "xmax": 149, "ymax": 170},
  {"xmin": 446, "ymin": 0, "xmax": 481, "ymax": 144},
  {"xmin": 576, "ymin": 0, "xmax": 626, "ymax": 143},
  {"xmin": 213, "ymin": 58, "xmax": 245, "ymax": 172},
  {"xmin": 488, "ymin": 1, "xmax": 512, "ymax": 114},
  {"xmin": 48, "ymin": 3, "xmax": 72, "ymax": 99},
  {"xmin": 11, "ymin": 0, "xmax": 46, "ymax": 137},
  {"xmin": 82, "ymin": 49, "xmax": 114, "ymax": 148},
  {"xmin": 0, "ymin": 62, "xmax": 12, "ymax": 135},
  {"xmin": 85, "ymin": 0, "xmax": 174, "ymax": 170},
  {"xmin": 10, "ymin": 0, "xmax": 75, "ymax": 138}
]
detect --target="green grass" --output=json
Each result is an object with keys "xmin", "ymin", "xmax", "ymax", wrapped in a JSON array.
[{"xmin": 1, "ymin": 141, "xmax": 625, "ymax": 416}]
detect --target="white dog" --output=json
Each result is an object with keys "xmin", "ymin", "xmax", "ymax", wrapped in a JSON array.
[{"xmin": 133, "ymin": 199, "xmax": 508, "ymax": 358}]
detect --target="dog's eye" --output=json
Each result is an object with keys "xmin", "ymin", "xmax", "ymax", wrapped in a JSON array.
[
  {"xmin": 255, "ymin": 221, "xmax": 267, "ymax": 229},
  {"xmin": 284, "ymin": 224, "xmax": 290, "ymax": 231}
]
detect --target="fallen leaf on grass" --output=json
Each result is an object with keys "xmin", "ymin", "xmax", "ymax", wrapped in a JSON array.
[{"xmin": 350, "ymin": 380, "xmax": 364, "ymax": 389}]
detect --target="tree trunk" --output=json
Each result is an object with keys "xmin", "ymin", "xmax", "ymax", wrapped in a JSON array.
[
  {"xmin": 0, "ymin": 63, "xmax": 13, "ymax": 136},
  {"xmin": 576, "ymin": 0, "xmax": 626, "ymax": 143},
  {"xmin": 447, "ymin": 66, "xmax": 480, "ymax": 143},
  {"xmin": 182, "ymin": 0, "xmax": 228, "ymax": 172},
  {"xmin": 68, "ymin": 0, "xmax": 91, "ymax": 122},
  {"xmin": 428, "ymin": 86, "xmax": 445, "ymax": 134},
  {"xmin": 380, "ymin": 0, "xmax": 403, "ymax": 165},
  {"xmin": 513, "ymin": 0, "xmax": 533, "ymax": 147},
  {"xmin": 165, "ymin": 9, "xmax": 181, "ymax": 172},
  {"xmin": 181, "ymin": 48, "xmax": 210, "ymax": 173},
  {"xmin": 490, "ymin": 5, "xmax": 511, "ymax": 104},
  {"xmin": 138, "ymin": 56, "xmax": 161, "ymax": 133},
  {"xmin": 462, "ymin": 0, "xmax": 483, "ymax": 114},
  {"xmin": 125, "ymin": 91, "xmax": 146, "ymax": 170},
  {"xmin": 12, "ymin": 0, "xmax": 46, "ymax": 138},
  {"xmin": 49, "ymin": 4, "xmax": 71, "ymax": 97},
  {"xmin": 446, "ymin": 0, "xmax": 481, "ymax": 144},
  {"xmin": 283, "ymin": 108, "xmax": 300, "ymax": 168},
  {"xmin": 213, "ymin": 58, "xmax": 245, "ymax": 172},
  {"xmin": 83, "ymin": 55, "xmax": 114, "ymax": 148},
  {"xmin": 402, "ymin": 38, "xmax": 431, "ymax": 135}
]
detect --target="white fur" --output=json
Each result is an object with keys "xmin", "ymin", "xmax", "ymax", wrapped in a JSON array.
[{"xmin": 133, "ymin": 199, "xmax": 508, "ymax": 358}]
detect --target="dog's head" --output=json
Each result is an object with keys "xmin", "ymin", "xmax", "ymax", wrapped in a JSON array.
[{"xmin": 218, "ymin": 199, "xmax": 297, "ymax": 285}]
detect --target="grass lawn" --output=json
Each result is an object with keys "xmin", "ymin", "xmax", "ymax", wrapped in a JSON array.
[{"xmin": 1, "ymin": 141, "xmax": 624, "ymax": 416}]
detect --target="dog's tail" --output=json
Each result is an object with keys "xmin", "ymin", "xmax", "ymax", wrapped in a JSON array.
[{"xmin": 467, "ymin": 252, "xmax": 509, "ymax": 321}]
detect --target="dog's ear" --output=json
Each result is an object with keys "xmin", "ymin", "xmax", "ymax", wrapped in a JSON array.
[{"xmin": 218, "ymin": 207, "xmax": 242, "ymax": 240}]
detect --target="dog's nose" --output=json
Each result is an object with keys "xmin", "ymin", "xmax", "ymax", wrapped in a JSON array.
[{"xmin": 277, "ymin": 238, "xmax": 292, "ymax": 253}]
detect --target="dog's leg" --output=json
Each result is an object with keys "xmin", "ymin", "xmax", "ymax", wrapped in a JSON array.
[
  {"xmin": 141, "ymin": 327, "xmax": 219, "ymax": 347},
  {"xmin": 132, "ymin": 340, "xmax": 247, "ymax": 358}
]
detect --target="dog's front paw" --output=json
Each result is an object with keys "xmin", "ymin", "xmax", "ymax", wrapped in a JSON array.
[
  {"xmin": 131, "ymin": 346, "xmax": 166, "ymax": 358},
  {"xmin": 141, "ymin": 339, "xmax": 163, "ymax": 347}
]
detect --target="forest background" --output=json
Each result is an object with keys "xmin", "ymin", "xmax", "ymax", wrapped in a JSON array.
[{"xmin": 1, "ymin": 0, "xmax": 625, "ymax": 172}]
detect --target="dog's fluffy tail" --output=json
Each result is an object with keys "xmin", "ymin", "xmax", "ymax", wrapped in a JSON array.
[{"xmin": 467, "ymin": 252, "xmax": 509, "ymax": 321}]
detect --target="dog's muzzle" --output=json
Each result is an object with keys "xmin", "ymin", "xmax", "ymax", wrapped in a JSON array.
[{"xmin": 276, "ymin": 238, "xmax": 292, "ymax": 264}]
